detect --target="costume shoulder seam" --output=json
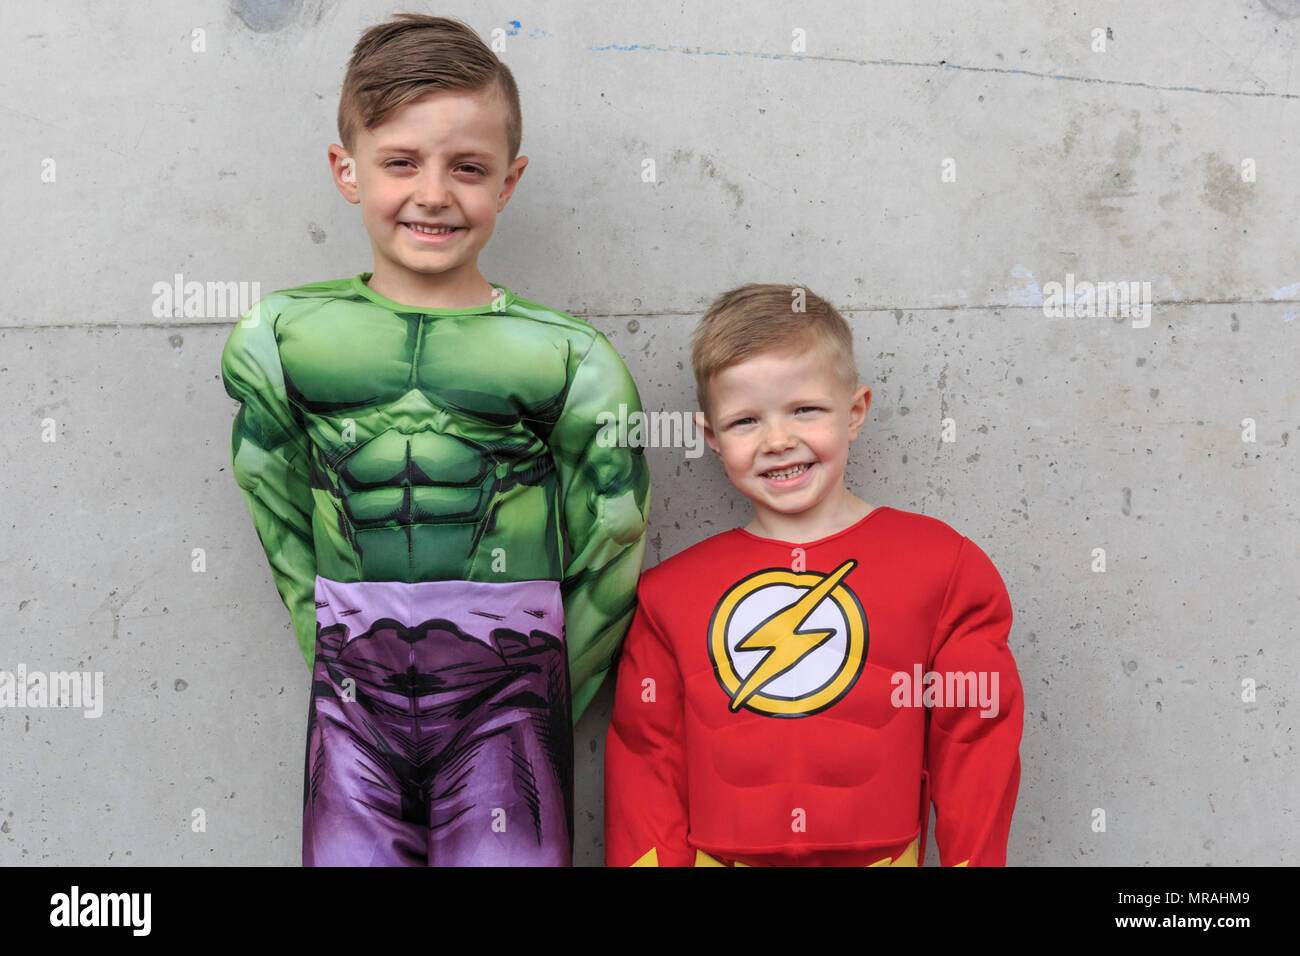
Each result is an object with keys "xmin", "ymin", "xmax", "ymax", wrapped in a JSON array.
[
  {"xmin": 883, "ymin": 506, "xmax": 965, "ymax": 543},
  {"xmin": 269, "ymin": 276, "xmax": 357, "ymax": 300},
  {"xmin": 242, "ymin": 279, "xmax": 357, "ymax": 328},
  {"xmin": 506, "ymin": 294, "xmax": 603, "ymax": 340}
]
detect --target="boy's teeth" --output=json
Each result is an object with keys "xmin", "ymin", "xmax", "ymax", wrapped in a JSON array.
[
  {"xmin": 407, "ymin": 223, "xmax": 457, "ymax": 234},
  {"xmin": 765, "ymin": 463, "xmax": 811, "ymax": 479}
]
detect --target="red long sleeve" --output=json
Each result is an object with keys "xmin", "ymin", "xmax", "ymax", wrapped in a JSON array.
[
  {"xmin": 924, "ymin": 537, "xmax": 1024, "ymax": 866},
  {"xmin": 604, "ymin": 573, "xmax": 692, "ymax": 866}
]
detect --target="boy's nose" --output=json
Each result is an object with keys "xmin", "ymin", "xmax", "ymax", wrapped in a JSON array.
[
  {"xmin": 760, "ymin": 426, "xmax": 797, "ymax": 453},
  {"xmin": 415, "ymin": 172, "xmax": 453, "ymax": 207}
]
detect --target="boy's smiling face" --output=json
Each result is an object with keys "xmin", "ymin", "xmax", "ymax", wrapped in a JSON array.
[
  {"xmin": 698, "ymin": 345, "xmax": 872, "ymax": 541},
  {"xmin": 330, "ymin": 87, "xmax": 528, "ymax": 305}
]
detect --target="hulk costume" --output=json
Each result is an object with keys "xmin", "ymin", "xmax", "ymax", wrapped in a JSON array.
[{"xmin": 220, "ymin": 273, "xmax": 650, "ymax": 865}]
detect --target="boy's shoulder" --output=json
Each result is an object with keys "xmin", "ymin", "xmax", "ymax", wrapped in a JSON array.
[
  {"xmin": 640, "ymin": 507, "xmax": 986, "ymax": 596},
  {"xmin": 251, "ymin": 277, "xmax": 609, "ymax": 348},
  {"xmin": 498, "ymin": 289, "xmax": 604, "ymax": 339},
  {"xmin": 495, "ymin": 291, "xmax": 636, "ymax": 368},
  {"xmin": 257, "ymin": 275, "xmax": 358, "ymax": 312},
  {"xmin": 265, "ymin": 276, "xmax": 591, "ymax": 324},
  {"xmin": 223, "ymin": 278, "xmax": 356, "ymax": 340}
]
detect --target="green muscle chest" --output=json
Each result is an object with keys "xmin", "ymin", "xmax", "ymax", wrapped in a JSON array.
[{"xmin": 272, "ymin": 300, "xmax": 577, "ymax": 583}]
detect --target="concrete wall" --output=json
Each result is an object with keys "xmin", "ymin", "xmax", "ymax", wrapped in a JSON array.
[{"xmin": 2, "ymin": 0, "xmax": 1296, "ymax": 865}]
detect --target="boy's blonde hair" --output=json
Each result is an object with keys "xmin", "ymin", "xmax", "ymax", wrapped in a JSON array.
[
  {"xmin": 691, "ymin": 283, "xmax": 859, "ymax": 419},
  {"xmin": 338, "ymin": 14, "xmax": 522, "ymax": 162}
]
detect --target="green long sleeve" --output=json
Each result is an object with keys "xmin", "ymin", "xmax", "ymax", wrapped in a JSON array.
[
  {"xmin": 219, "ymin": 298, "xmax": 320, "ymax": 666},
  {"xmin": 549, "ymin": 331, "xmax": 651, "ymax": 722}
]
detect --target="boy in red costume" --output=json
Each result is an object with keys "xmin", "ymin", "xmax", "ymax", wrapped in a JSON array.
[{"xmin": 604, "ymin": 284, "xmax": 1024, "ymax": 866}]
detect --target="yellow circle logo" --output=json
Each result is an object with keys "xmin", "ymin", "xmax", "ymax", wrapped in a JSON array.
[{"xmin": 708, "ymin": 559, "xmax": 867, "ymax": 718}]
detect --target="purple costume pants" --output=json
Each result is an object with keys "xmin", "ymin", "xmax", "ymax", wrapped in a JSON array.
[{"xmin": 302, "ymin": 576, "xmax": 574, "ymax": 866}]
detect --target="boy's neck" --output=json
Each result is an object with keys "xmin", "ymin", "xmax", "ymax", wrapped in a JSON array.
[
  {"xmin": 365, "ymin": 261, "xmax": 497, "ymax": 310},
  {"xmin": 743, "ymin": 489, "xmax": 878, "ymax": 545}
]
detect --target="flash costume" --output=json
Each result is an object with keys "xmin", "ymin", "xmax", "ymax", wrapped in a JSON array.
[
  {"xmin": 604, "ymin": 507, "xmax": 1023, "ymax": 867},
  {"xmin": 221, "ymin": 274, "xmax": 650, "ymax": 866}
]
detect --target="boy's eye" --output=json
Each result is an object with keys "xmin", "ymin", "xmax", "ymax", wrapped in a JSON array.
[
  {"xmin": 796, "ymin": 406, "xmax": 823, "ymax": 414},
  {"xmin": 384, "ymin": 161, "xmax": 484, "ymax": 175},
  {"xmin": 729, "ymin": 417, "xmax": 756, "ymax": 428}
]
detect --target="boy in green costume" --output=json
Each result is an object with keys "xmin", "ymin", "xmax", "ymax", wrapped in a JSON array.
[{"xmin": 220, "ymin": 14, "xmax": 650, "ymax": 866}]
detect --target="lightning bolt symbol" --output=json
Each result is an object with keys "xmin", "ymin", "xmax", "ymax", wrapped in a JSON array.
[{"xmin": 729, "ymin": 559, "xmax": 858, "ymax": 712}]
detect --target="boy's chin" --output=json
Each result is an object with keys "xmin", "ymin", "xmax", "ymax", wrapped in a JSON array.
[
  {"xmin": 383, "ymin": 251, "xmax": 468, "ymax": 278},
  {"xmin": 744, "ymin": 493, "xmax": 827, "ymax": 517}
]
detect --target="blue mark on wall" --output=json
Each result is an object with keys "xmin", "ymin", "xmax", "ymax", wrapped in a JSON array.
[
  {"xmin": 1007, "ymin": 265, "xmax": 1043, "ymax": 307},
  {"xmin": 588, "ymin": 42, "xmax": 803, "ymax": 61},
  {"xmin": 230, "ymin": 0, "xmax": 298, "ymax": 33}
]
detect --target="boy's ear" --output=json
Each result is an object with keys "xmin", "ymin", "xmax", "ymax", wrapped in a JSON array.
[
  {"xmin": 846, "ymin": 385, "xmax": 872, "ymax": 441},
  {"xmin": 496, "ymin": 155, "xmax": 529, "ymax": 212},
  {"xmin": 695, "ymin": 411, "xmax": 721, "ymax": 456},
  {"xmin": 328, "ymin": 145, "xmax": 359, "ymax": 203}
]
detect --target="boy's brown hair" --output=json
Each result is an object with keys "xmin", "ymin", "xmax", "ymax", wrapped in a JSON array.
[
  {"xmin": 338, "ymin": 14, "xmax": 522, "ymax": 162},
  {"xmin": 691, "ymin": 283, "xmax": 859, "ymax": 418}
]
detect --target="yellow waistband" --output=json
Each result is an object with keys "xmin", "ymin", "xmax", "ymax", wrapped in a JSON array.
[{"xmin": 631, "ymin": 838, "xmax": 921, "ymax": 867}]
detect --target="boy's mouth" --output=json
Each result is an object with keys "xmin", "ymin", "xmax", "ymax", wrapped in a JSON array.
[
  {"xmin": 760, "ymin": 462, "xmax": 814, "ymax": 483},
  {"xmin": 401, "ymin": 222, "xmax": 464, "ymax": 241}
]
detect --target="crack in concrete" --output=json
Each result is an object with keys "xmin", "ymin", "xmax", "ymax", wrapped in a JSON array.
[
  {"xmin": 3, "ymin": 295, "xmax": 1296, "ymax": 330},
  {"xmin": 587, "ymin": 43, "xmax": 1300, "ymax": 101}
]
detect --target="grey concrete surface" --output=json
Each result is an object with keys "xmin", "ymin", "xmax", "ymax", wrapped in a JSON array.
[{"xmin": 1, "ymin": 1, "xmax": 1296, "ymax": 866}]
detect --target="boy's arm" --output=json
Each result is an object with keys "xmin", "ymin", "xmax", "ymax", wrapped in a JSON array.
[
  {"xmin": 925, "ymin": 536, "xmax": 1024, "ymax": 866},
  {"xmin": 219, "ymin": 298, "xmax": 319, "ymax": 667},
  {"xmin": 548, "ymin": 331, "xmax": 651, "ymax": 723},
  {"xmin": 603, "ymin": 581, "xmax": 691, "ymax": 866}
]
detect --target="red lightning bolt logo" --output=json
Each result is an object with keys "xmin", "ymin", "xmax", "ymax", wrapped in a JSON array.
[{"xmin": 729, "ymin": 559, "xmax": 858, "ymax": 712}]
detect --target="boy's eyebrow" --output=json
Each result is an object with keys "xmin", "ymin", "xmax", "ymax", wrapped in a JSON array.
[
  {"xmin": 717, "ymin": 398, "xmax": 832, "ymax": 421},
  {"xmin": 374, "ymin": 144, "xmax": 496, "ymax": 161}
]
